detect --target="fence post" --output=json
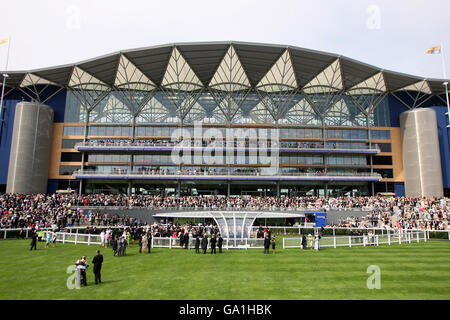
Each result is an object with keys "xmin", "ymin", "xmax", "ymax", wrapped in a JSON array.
[
  {"xmin": 75, "ymin": 234, "xmax": 78, "ymax": 245},
  {"xmin": 88, "ymin": 234, "xmax": 91, "ymax": 246},
  {"xmin": 169, "ymin": 237, "xmax": 172, "ymax": 249},
  {"xmin": 376, "ymin": 235, "xmax": 379, "ymax": 246},
  {"xmin": 283, "ymin": 238, "xmax": 285, "ymax": 249},
  {"xmin": 4, "ymin": 230, "xmax": 6, "ymax": 239},
  {"xmin": 399, "ymin": 232, "xmax": 401, "ymax": 244},
  {"xmin": 151, "ymin": 237, "xmax": 154, "ymax": 248},
  {"xmin": 424, "ymin": 231, "xmax": 427, "ymax": 242},
  {"xmin": 363, "ymin": 235, "xmax": 366, "ymax": 247},
  {"xmin": 333, "ymin": 236, "xmax": 336, "ymax": 248},
  {"xmin": 26, "ymin": 229, "xmax": 29, "ymax": 238},
  {"xmin": 416, "ymin": 232, "xmax": 419, "ymax": 243},
  {"xmin": 448, "ymin": 231, "xmax": 450, "ymax": 241},
  {"xmin": 62, "ymin": 233, "xmax": 65, "ymax": 244},
  {"xmin": 349, "ymin": 236, "xmax": 352, "ymax": 248}
]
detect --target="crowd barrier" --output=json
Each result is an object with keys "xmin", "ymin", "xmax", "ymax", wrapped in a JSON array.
[{"xmin": 282, "ymin": 230, "xmax": 428, "ymax": 249}]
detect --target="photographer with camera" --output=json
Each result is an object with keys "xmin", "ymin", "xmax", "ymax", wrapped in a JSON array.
[{"xmin": 75, "ymin": 256, "xmax": 89, "ymax": 286}]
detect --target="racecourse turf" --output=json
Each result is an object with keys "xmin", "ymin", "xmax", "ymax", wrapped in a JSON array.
[{"xmin": 0, "ymin": 239, "xmax": 449, "ymax": 300}]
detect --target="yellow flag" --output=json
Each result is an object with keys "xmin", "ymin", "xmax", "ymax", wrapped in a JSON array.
[{"xmin": 0, "ymin": 37, "xmax": 9, "ymax": 45}]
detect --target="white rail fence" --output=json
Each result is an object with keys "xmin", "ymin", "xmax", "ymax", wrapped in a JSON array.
[
  {"xmin": 283, "ymin": 230, "xmax": 428, "ymax": 249},
  {"xmin": 52, "ymin": 233, "xmax": 265, "ymax": 249}
]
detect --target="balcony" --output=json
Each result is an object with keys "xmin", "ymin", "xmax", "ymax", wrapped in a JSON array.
[
  {"xmin": 74, "ymin": 140, "xmax": 381, "ymax": 155},
  {"xmin": 72, "ymin": 169, "xmax": 382, "ymax": 182}
]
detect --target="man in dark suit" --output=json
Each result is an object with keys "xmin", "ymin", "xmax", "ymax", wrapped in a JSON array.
[
  {"xmin": 210, "ymin": 234, "xmax": 217, "ymax": 254},
  {"xmin": 195, "ymin": 236, "xmax": 200, "ymax": 253},
  {"xmin": 301, "ymin": 235, "xmax": 307, "ymax": 250},
  {"xmin": 30, "ymin": 232, "xmax": 38, "ymax": 251},
  {"xmin": 201, "ymin": 235, "xmax": 208, "ymax": 254},
  {"xmin": 264, "ymin": 235, "xmax": 270, "ymax": 254},
  {"xmin": 218, "ymin": 234, "xmax": 223, "ymax": 253},
  {"xmin": 184, "ymin": 232, "xmax": 189, "ymax": 249},
  {"xmin": 92, "ymin": 250, "xmax": 104, "ymax": 284}
]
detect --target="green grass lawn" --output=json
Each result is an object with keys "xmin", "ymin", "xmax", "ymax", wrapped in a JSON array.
[{"xmin": 0, "ymin": 239, "xmax": 449, "ymax": 300}]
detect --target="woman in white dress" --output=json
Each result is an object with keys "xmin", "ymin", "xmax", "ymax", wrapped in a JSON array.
[
  {"xmin": 141, "ymin": 234, "xmax": 148, "ymax": 254},
  {"xmin": 314, "ymin": 234, "xmax": 321, "ymax": 251},
  {"xmin": 100, "ymin": 231, "xmax": 105, "ymax": 247}
]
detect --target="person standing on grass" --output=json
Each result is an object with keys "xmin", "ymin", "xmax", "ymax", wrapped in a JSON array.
[
  {"xmin": 201, "ymin": 235, "xmax": 208, "ymax": 254},
  {"xmin": 76, "ymin": 256, "xmax": 88, "ymax": 286},
  {"xmin": 271, "ymin": 236, "xmax": 276, "ymax": 254},
  {"xmin": 100, "ymin": 231, "xmax": 105, "ymax": 247},
  {"xmin": 51, "ymin": 231, "xmax": 57, "ymax": 248},
  {"xmin": 92, "ymin": 250, "xmax": 103, "ymax": 284},
  {"xmin": 210, "ymin": 234, "xmax": 217, "ymax": 254},
  {"xmin": 147, "ymin": 231, "xmax": 152, "ymax": 254},
  {"xmin": 307, "ymin": 234, "xmax": 314, "ymax": 250},
  {"xmin": 141, "ymin": 234, "xmax": 148, "ymax": 254},
  {"xmin": 301, "ymin": 235, "xmax": 307, "ymax": 250},
  {"xmin": 264, "ymin": 235, "xmax": 270, "ymax": 254},
  {"xmin": 45, "ymin": 231, "xmax": 51, "ymax": 248},
  {"xmin": 183, "ymin": 232, "xmax": 189, "ymax": 250},
  {"xmin": 314, "ymin": 234, "xmax": 321, "ymax": 251},
  {"xmin": 195, "ymin": 235, "xmax": 200, "ymax": 253},
  {"xmin": 218, "ymin": 234, "xmax": 223, "ymax": 253},
  {"xmin": 30, "ymin": 231, "xmax": 38, "ymax": 251}
]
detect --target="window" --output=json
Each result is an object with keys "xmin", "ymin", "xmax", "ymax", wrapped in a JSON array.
[
  {"xmin": 59, "ymin": 165, "xmax": 80, "ymax": 175},
  {"xmin": 63, "ymin": 126, "xmax": 84, "ymax": 136},
  {"xmin": 61, "ymin": 139, "xmax": 83, "ymax": 149},
  {"xmin": 60, "ymin": 152, "xmax": 82, "ymax": 162},
  {"xmin": 372, "ymin": 156, "xmax": 392, "ymax": 165},
  {"xmin": 372, "ymin": 130, "xmax": 391, "ymax": 140},
  {"xmin": 377, "ymin": 143, "xmax": 392, "ymax": 152}
]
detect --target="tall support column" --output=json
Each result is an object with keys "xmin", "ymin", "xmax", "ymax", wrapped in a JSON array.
[
  {"xmin": 79, "ymin": 109, "xmax": 89, "ymax": 197},
  {"xmin": 276, "ymin": 181, "xmax": 280, "ymax": 197},
  {"xmin": 400, "ymin": 109, "xmax": 443, "ymax": 197},
  {"xmin": 227, "ymin": 181, "xmax": 230, "ymax": 197},
  {"xmin": 324, "ymin": 182, "xmax": 328, "ymax": 198},
  {"xmin": 127, "ymin": 181, "xmax": 132, "ymax": 196},
  {"xmin": 177, "ymin": 180, "xmax": 181, "ymax": 197}
]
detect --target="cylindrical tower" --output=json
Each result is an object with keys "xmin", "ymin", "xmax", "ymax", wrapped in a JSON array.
[
  {"xmin": 400, "ymin": 108, "xmax": 443, "ymax": 198},
  {"xmin": 6, "ymin": 102, "xmax": 54, "ymax": 194}
]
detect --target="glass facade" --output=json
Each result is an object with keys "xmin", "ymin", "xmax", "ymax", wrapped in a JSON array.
[{"xmin": 57, "ymin": 45, "xmax": 401, "ymax": 195}]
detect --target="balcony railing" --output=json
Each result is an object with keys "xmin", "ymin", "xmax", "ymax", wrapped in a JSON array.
[
  {"xmin": 74, "ymin": 140, "xmax": 381, "ymax": 154},
  {"xmin": 72, "ymin": 169, "xmax": 382, "ymax": 181}
]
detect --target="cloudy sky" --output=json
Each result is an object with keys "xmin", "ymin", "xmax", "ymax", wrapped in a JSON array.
[{"xmin": 1, "ymin": 0, "xmax": 449, "ymax": 80}]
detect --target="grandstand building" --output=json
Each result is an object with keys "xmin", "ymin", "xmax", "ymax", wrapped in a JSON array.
[{"xmin": 0, "ymin": 42, "xmax": 449, "ymax": 197}]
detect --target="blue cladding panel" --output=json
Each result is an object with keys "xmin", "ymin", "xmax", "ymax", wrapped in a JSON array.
[
  {"xmin": 388, "ymin": 95, "xmax": 409, "ymax": 127},
  {"xmin": 431, "ymin": 106, "xmax": 450, "ymax": 188},
  {"xmin": 45, "ymin": 89, "xmax": 67, "ymax": 123},
  {"xmin": 0, "ymin": 99, "xmax": 18, "ymax": 185},
  {"xmin": 394, "ymin": 182, "xmax": 405, "ymax": 197},
  {"xmin": 47, "ymin": 179, "xmax": 59, "ymax": 194}
]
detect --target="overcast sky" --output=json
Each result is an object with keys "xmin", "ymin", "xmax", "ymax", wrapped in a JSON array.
[{"xmin": 0, "ymin": 0, "xmax": 449, "ymax": 80}]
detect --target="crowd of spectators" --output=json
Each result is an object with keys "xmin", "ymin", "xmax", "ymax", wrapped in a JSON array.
[{"xmin": 0, "ymin": 193, "xmax": 449, "ymax": 231}]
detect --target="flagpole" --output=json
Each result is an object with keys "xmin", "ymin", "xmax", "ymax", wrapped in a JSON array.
[
  {"xmin": 441, "ymin": 43, "xmax": 450, "ymax": 126},
  {"xmin": 0, "ymin": 36, "xmax": 11, "ymax": 143}
]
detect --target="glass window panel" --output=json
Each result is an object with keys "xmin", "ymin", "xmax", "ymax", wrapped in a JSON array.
[{"xmin": 280, "ymin": 129, "xmax": 289, "ymax": 138}]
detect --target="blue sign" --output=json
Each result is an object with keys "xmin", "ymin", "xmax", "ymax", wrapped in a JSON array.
[{"xmin": 307, "ymin": 212, "xmax": 327, "ymax": 227}]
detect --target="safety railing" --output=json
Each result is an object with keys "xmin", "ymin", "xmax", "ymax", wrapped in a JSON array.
[
  {"xmin": 72, "ymin": 169, "xmax": 382, "ymax": 179},
  {"xmin": 151, "ymin": 237, "xmax": 265, "ymax": 250},
  {"xmin": 282, "ymin": 230, "xmax": 428, "ymax": 249},
  {"xmin": 55, "ymin": 232, "xmax": 102, "ymax": 245},
  {"xmin": 75, "ymin": 140, "xmax": 380, "ymax": 153}
]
